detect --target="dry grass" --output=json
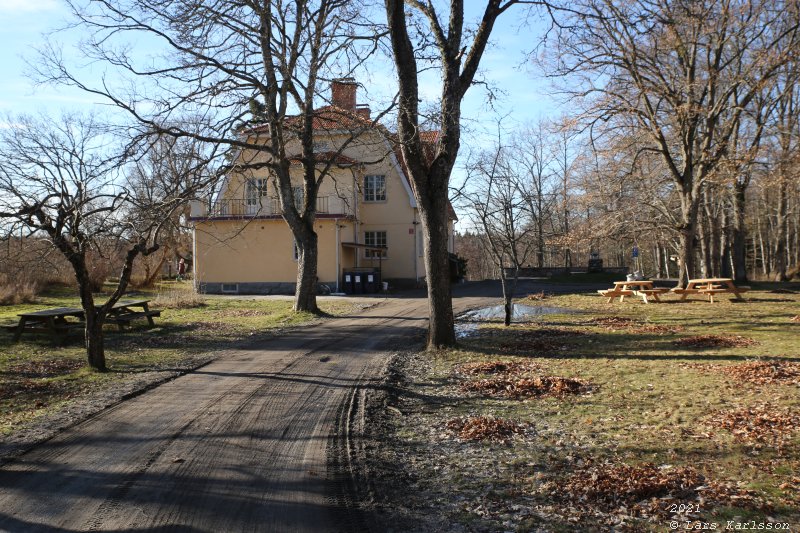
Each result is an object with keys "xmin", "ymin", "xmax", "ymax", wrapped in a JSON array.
[
  {"xmin": 153, "ymin": 288, "xmax": 207, "ymax": 309},
  {"xmin": 0, "ymin": 277, "xmax": 39, "ymax": 306}
]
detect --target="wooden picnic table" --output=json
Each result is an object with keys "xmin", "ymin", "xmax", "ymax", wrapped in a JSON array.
[
  {"xmin": 6, "ymin": 299, "xmax": 161, "ymax": 341},
  {"xmin": 598, "ymin": 280, "xmax": 669, "ymax": 304},
  {"xmin": 670, "ymin": 278, "xmax": 750, "ymax": 303},
  {"xmin": 10, "ymin": 307, "xmax": 86, "ymax": 341}
]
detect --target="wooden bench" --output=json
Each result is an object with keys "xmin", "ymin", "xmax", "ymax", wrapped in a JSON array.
[
  {"xmin": 105, "ymin": 310, "xmax": 161, "ymax": 330},
  {"xmin": 633, "ymin": 288, "xmax": 669, "ymax": 303},
  {"xmin": 598, "ymin": 289, "xmax": 634, "ymax": 303}
]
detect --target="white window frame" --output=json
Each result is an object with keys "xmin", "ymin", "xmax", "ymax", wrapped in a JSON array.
[
  {"xmin": 245, "ymin": 178, "xmax": 268, "ymax": 214},
  {"xmin": 364, "ymin": 230, "xmax": 388, "ymax": 259},
  {"xmin": 363, "ymin": 175, "xmax": 386, "ymax": 202}
]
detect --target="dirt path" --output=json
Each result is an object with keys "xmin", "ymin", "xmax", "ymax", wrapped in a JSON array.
[{"xmin": 0, "ymin": 290, "xmax": 499, "ymax": 532}]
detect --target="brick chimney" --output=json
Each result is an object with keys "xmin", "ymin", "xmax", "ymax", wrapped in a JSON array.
[
  {"xmin": 356, "ymin": 104, "xmax": 371, "ymax": 119},
  {"xmin": 331, "ymin": 78, "xmax": 357, "ymax": 110}
]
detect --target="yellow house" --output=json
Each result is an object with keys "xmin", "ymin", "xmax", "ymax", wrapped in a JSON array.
[{"xmin": 189, "ymin": 79, "xmax": 456, "ymax": 294}]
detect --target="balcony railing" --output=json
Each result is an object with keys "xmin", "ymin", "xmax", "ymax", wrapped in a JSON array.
[{"xmin": 190, "ymin": 195, "xmax": 352, "ymax": 219}]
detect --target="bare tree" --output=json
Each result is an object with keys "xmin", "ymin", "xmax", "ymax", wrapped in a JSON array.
[
  {"xmin": 548, "ymin": 0, "xmax": 800, "ymax": 286},
  {"xmin": 460, "ymin": 142, "xmax": 535, "ymax": 326},
  {"xmin": 38, "ymin": 0, "xmax": 381, "ymax": 313},
  {"xmin": 128, "ymin": 134, "xmax": 204, "ymax": 286},
  {"xmin": 510, "ymin": 122, "xmax": 559, "ymax": 268},
  {"xmin": 0, "ymin": 114, "xmax": 212, "ymax": 371},
  {"xmin": 384, "ymin": 0, "xmax": 541, "ymax": 348}
]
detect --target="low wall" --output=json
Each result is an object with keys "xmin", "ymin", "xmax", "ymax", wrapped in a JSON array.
[{"xmin": 502, "ymin": 266, "xmax": 629, "ymax": 278}]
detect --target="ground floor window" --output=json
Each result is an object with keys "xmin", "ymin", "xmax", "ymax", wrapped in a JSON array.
[{"xmin": 364, "ymin": 230, "xmax": 387, "ymax": 258}]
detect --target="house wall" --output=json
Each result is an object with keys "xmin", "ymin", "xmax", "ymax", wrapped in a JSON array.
[{"xmin": 194, "ymin": 218, "xmax": 354, "ymax": 293}]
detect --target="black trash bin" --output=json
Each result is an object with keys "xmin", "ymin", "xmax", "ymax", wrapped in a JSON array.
[
  {"xmin": 342, "ymin": 271, "xmax": 356, "ymax": 294},
  {"xmin": 363, "ymin": 270, "xmax": 381, "ymax": 293},
  {"xmin": 353, "ymin": 273, "xmax": 365, "ymax": 294}
]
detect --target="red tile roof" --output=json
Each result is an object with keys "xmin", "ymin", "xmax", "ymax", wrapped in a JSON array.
[
  {"xmin": 247, "ymin": 105, "xmax": 374, "ymax": 134},
  {"xmin": 289, "ymin": 151, "xmax": 359, "ymax": 166}
]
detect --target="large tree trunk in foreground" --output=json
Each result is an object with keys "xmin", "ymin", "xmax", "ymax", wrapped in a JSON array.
[
  {"xmin": 294, "ymin": 229, "xmax": 320, "ymax": 314},
  {"xmin": 84, "ymin": 311, "xmax": 107, "ymax": 372},
  {"xmin": 420, "ymin": 194, "xmax": 455, "ymax": 348}
]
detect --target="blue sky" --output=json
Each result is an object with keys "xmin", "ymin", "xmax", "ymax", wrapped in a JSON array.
[{"xmin": 0, "ymin": 1, "xmax": 561, "ymax": 128}]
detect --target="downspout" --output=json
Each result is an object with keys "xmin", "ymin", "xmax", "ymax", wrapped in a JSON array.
[
  {"xmin": 413, "ymin": 211, "xmax": 419, "ymax": 282},
  {"xmin": 354, "ymin": 169, "xmax": 360, "ymax": 268},
  {"xmin": 335, "ymin": 218, "xmax": 340, "ymax": 292},
  {"xmin": 192, "ymin": 222, "xmax": 198, "ymax": 292}
]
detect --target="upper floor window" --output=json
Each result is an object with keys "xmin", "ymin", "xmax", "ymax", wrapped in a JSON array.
[
  {"xmin": 364, "ymin": 230, "xmax": 387, "ymax": 258},
  {"xmin": 245, "ymin": 178, "xmax": 268, "ymax": 205},
  {"xmin": 313, "ymin": 141, "xmax": 330, "ymax": 152},
  {"xmin": 364, "ymin": 175, "xmax": 386, "ymax": 202}
]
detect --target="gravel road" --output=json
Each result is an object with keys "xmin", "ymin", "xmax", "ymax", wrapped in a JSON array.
[{"xmin": 0, "ymin": 280, "xmax": 595, "ymax": 532}]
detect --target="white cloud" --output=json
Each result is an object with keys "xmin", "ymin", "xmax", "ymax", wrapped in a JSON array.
[{"xmin": 0, "ymin": 0, "xmax": 59, "ymax": 13}]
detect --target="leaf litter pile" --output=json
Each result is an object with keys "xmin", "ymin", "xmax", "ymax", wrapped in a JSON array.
[
  {"xmin": 673, "ymin": 334, "xmax": 758, "ymax": 348},
  {"xmin": 455, "ymin": 358, "xmax": 591, "ymax": 399},
  {"xmin": 525, "ymin": 291, "xmax": 550, "ymax": 301},
  {"xmin": 461, "ymin": 375, "xmax": 591, "ymax": 399},
  {"xmin": 683, "ymin": 360, "xmax": 800, "ymax": 385},
  {"xmin": 709, "ymin": 403, "xmax": 800, "ymax": 444},
  {"xmin": 446, "ymin": 415, "xmax": 525, "ymax": 443},
  {"xmin": 558, "ymin": 461, "xmax": 769, "ymax": 518}
]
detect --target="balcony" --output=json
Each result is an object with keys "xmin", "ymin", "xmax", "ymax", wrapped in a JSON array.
[{"xmin": 190, "ymin": 195, "xmax": 353, "ymax": 220}]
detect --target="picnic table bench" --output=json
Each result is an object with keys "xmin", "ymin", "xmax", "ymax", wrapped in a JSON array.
[
  {"xmin": 598, "ymin": 281, "xmax": 669, "ymax": 304},
  {"xmin": 4, "ymin": 299, "xmax": 161, "ymax": 341},
  {"xmin": 670, "ymin": 278, "xmax": 750, "ymax": 303},
  {"xmin": 105, "ymin": 300, "xmax": 161, "ymax": 330}
]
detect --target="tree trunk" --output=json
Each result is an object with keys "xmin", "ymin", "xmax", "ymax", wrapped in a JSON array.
[
  {"xmin": 420, "ymin": 194, "xmax": 455, "ymax": 348},
  {"xmin": 499, "ymin": 267, "xmax": 511, "ymax": 327},
  {"xmin": 84, "ymin": 310, "xmax": 107, "ymax": 372},
  {"xmin": 536, "ymin": 219, "xmax": 544, "ymax": 268},
  {"xmin": 294, "ymin": 228, "xmax": 320, "ymax": 313},
  {"xmin": 773, "ymin": 179, "xmax": 789, "ymax": 281},
  {"xmin": 731, "ymin": 183, "xmax": 748, "ymax": 282},
  {"xmin": 720, "ymin": 205, "xmax": 732, "ymax": 278},
  {"xmin": 676, "ymin": 195, "xmax": 699, "ymax": 287},
  {"xmin": 698, "ymin": 205, "xmax": 710, "ymax": 278}
]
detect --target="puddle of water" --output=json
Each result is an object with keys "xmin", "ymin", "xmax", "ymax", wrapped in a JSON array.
[
  {"xmin": 455, "ymin": 304, "xmax": 577, "ymax": 338},
  {"xmin": 459, "ymin": 304, "xmax": 574, "ymax": 323},
  {"xmin": 455, "ymin": 322, "xmax": 480, "ymax": 339}
]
